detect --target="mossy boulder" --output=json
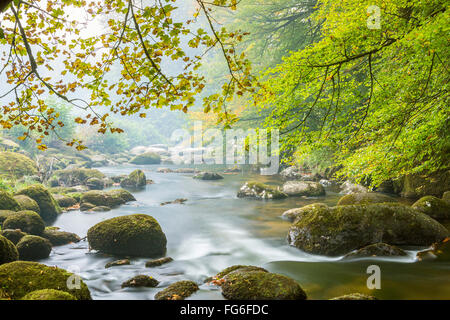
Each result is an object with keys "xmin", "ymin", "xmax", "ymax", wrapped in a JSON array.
[
  {"xmin": 1, "ymin": 229, "xmax": 26, "ymax": 244},
  {"xmin": 13, "ymin": 195, "xmax": 40, "ymax": 213},
  {"xmin": 337, "ymin": 192, "xmax": 397, "ymax": 206},
  {"xmin": 15, "ymin": 185, "xmax": 61, "ymax": 222},
  {"xmin": 343, "ymin": 243, "xmax": 407, "ymax": 259},
  {"xmin": 0, "ymin": 234, "xmax": 19, "ymax": 265},
  {"xmin": 108, "ymin": 189, "xmax": 136, "ymax": 206},
  {"xmin": 121, "ymin": 275, "xmax": 159, "ymax": 288},
  {"xmin": 80, "ymin": 202, "xmax": 96, "ymax": 212},
  {"xmin": 0, "ymin": 210, "xmax": 14, "ymax": 226},
  {"xmin": 16, "ymin": 235, "xmax": 52, "ymax": 260},
  {"xmin": 53, "ymin": 194, "xmax": 78, "ymax": 208},
  {"xmin": 282, "ymin": 203, "xmax": 329, "ymax": 222},
  {"xmin": 0, "ymin": 152, "xmax": 37, "ymax": 179},
  {"xmin": 412, "ymin": 196, "xmax": 450, "ymax": 221},
  {"xmin": 330, "ymin": 293, "xmax": 377, "ymax": 300},
  {"xmin": 3, "ymin": 211, "xmax": 45, "ymax": 235},
  {"xmin": 86, "ymin": 177, "xmax": 104, "ymax": 190},
  {"xmin": 91, "ymin": 206, "xmax": 111, "ymax": 212},
  {"xmin": 0, "ymin": 190, "xmax": 20, "ymax": 211},
  {"xmin": 205, "ymin": 265, "xmax": 268, "ymax": 283},
  {"xmin": 0, "ymin": 261, "xmax": 91, "ymax": 299},
  {"xmin": 281, "ymin": 181, "xmax": 325, "ymax": 197},
  {"xmin": 221, "ymin": 271, "xmax": 307, "ymax": 300},
  {"xmin": 87, "ymin": 214, "xmax": 167, "ymax": 257},
  {"xmin": 397, "ymin": 170, "xmax": 450, "ymax": 198},
  {"xmin": 52, "ymin": 168, "xmax": 105, "ymax": 187},
  {"xmin": 42, "ymin": 228, "xmax": 80, "ymax": 246},
  {"xmin": 288, "ymin": 203, "xmax": 449, "ymax": 256},
  {"xmin": 21, "ymin": 289, "xmax": 77, "ymax": 300},
  {"xmin": 155, "ymin": 280, "xmax": 199, "ymax": 300},
  {"xmin": 237, "ymin": 182, "xmax": 287, "ymax": 200},
  {"xmin": 80, "ymin": 190, "xmax": 114, "ymax": 207},
  {"xmin": 120, "ymin": 169, "xmax": 147, "ymax": 188},
  {"xmin": 193, "ymin": 172, "xmax": 224, "ymax": 180},
  {"xmin": 442, "ymin": 191, "xmax": 450, "ymax": 203},
  {"xmin": 129, "ymin": 152, "xmax": 161, "ymax": 165}
]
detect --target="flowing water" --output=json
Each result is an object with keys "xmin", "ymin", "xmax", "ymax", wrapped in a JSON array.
[{"xmin": 42, "ymin": 165, "xmax": 450, "ymax": 300}]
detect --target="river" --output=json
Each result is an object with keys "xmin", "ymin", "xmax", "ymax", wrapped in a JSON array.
[{"xmin": 41, "ymin": 164, "xmax": 450, "ymax": 300}]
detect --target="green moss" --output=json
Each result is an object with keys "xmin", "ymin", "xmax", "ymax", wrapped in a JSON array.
[
  {"xmin": 80, "ymin": 190, "xmax": 114, "ymax": 207},
  {"xmin": 412, "ymin": 196, "xmax": 450, "ymax": 221},
  {"xmin": 0, "ymin": 152, "xmax": 37, "ymax": 179},
  {"xmin": 155, "ymin": 280, "xmax": 199, "ymax": 300},
  {"xmin": 343, "ymin": 243, "xmax": 407, "ymax": 259},
  {"xmin": 87, "ymin": 214, "xmax": 167, "ymax": 257},
  {"xmin": 443, "ymin": 191, "xmax": 450, "ymax": 203},
  {"xmin": 53, "ymin": 194, "xmax": 77, "ymax": 208},
  {"xmin": 0, "ymin": 190, "xmax": 20, "ymax": 211},
  {"xmin": 21, "ymin": 289, "xmax": 77, "ymax": 300},
  {"xmin": 237, "ymin": 181, "xmax": 288, "ymax": 199},
  {"xmin": 52, "ymin": 168, "xmax": 105, "ymax": 186},
  {"xmin": 3, "ymin": 210, "xmax": 45, "ymax": 235},
  {"xmin": 16, "ymin": 235, "xmax": 52, "ymax": 261},
  {"xmin": 401, "ymin": 171, "xmax": 450, "ymax": 198},
  {"xmin": 121, "ymin": 275, "xmax": 159, "ymax": 288},
  {"xmin": 215, "ymin": 265, "xmax": 268, "ymax": 280},
  {"xmin": 48, "ymin": 187, "xmax": 79, "ymax": 194},
  {"xmin": 42, "ymin": 228, "xmax": 80, "ymax": 246},
  {"xmin": 221, "ymin": 271, "xmax": 307, "ymax": 300},
  {"xmin": 337, "ymin": 192, "xmax": 397, "ymax": 206},
  {"xmin": 13, "ymin": 195, "xmax": 40, "ymax": 213},
  {"xmin": 108, "ymin": 189, "xmax": 136, "ymax": 205},
  {"xmin": 193, "ymin": 172, "xmax": 224, "ymax": 180},
  {"xmin": 288, "ymin": 203, "xmax": 449, "ymax": 256},
  {"xmin": 0, "ymin": 210, "xmax": 15, "ymax": 226},
  {"xmin": 145, "ymin": 257, "xmax": 173, "ymax": 268},
  {"xmin": 330, "ymin": 293, "xmax": 377, "ymax": 300},
  {"xmin": 129, "ymin": 152, "xmax": 161, "ymax": 165},
  {"xmin": 86, "ymin": 177, "xmax": 104, "ymax": 190},
  {"xmin": 0, "ymin": 234, "xmax": 19, "ymax": 265},
  {"xmin": 1, "ymin": 229, "xmax": 26, "ymax": 244},
  {"xmin": 282, "ymin": 203, "xmax": 329, "ymax": 222},
  {"xmin": 0, "ymin": 261, "xmax": 91, "ymax": 299},
  {"xmin": 15, "ymin": 185, "xmax": 61, "ymax": 222},
  {"xmin": 121, "ymin": 170, "xmax": 147, "ymax": 188}
]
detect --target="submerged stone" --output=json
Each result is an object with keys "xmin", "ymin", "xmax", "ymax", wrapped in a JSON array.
[{"xmin": 121, "ymin": 275, "xmax": 159, "ymax": 288}]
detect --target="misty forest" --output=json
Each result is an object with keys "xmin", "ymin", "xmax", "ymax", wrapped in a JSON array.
[{"xmin": 0, "ymin": 0, "xmax": 449, "ymax": 301}]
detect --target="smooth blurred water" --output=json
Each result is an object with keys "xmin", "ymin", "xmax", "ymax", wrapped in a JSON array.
[{"xmin": 40, "ymin": 164, "xmax": 450, "ymax": 300}]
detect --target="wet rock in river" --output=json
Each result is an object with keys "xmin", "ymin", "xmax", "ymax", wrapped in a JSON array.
[
  {"xmin": 412, "ymin": 196, "xmax": 450, "ymax": 221},
  {"xmin": 13, "ymin": 195, "xmax": 40, "ymax": 214},
  {"xmin": 281, "ymin": 203, "xmax": 329, "ymax": 222},
  {"xmin": 16, "ymin": 235, "xmax": 52, "ymax": 260},
  {"xmin": 120, "ymin": 169, "xmax": 147, "ymax": 188},
  {"xmin": 416, "ymin": 237, "xmax": 450, "ymax": 262},
  {"xmin": 3, "ymin": 210, "xmax": 45, "ymax": 235},
  {"xmin": 340, "ymin": 181, "xmax": 368, "ymax": 195},
  {"xmin": 21, "ymin": 289, "xmax": 77, "ymax": 300},
  {"xmin": 205, "ymin": 265, "xmax": 268, "ymax": 284},
  {"xmin": 86, "ymin": 177, "xmax": 105, "ymax": 190},
  {"xmin": 237, "ymin": 182, "xmax": 287, "ymax": 200},
  {"xmin": 145, "ymin": 257, "xmax": 173, "ymax": 267},
  {"xmin": 0, "ymin": 234, "xmax": 19, "ymax": 265},
  {"xmin": 0, "ymin": 229, "xmax": 26, "ymax": 245},
  {"xmin": 279, "ymin": 166, "xmax": 302, "ymax": 180},
  {"xmin": 193, "ymin": 172, "xmax": 224, "ymax": 180},
  {"xmin": 343, "ymin": 243, "xmax": 407, "ymax": 259},
  {"xmin": 0, "ymin": 190, "xmax": 20, "ymax": 211},
  {"xmin": 0, "ymin": 261, "xmax": 91, "ymax": 300},
  {"xmin": 42, "ymin": 228, "xmax": 80, "ymax": 246},
  {"xmin": 87, "ymin": 214, "xmax": 167, "ymax": 257},
  {"xmin": 337, "ymin": 192, "xmax": 397, "ymax": 206},
  {"xmin": 157, "ymin": 167, "xmax": 173, "ymax": 173},
  {"xmin": 288, "ymin": 203, "xmax": 449, "ymax": 256},
  {"xmin": 281, "ymin": 181, "xmax": 325, "ymax": 197},
  {"xmin": 155, "ymin": 280, "xmax": 199, "ymax": 300},
  {"xmin": 53, "ymin": 194, "xmax": 77, "ymax": 208},
  {"xmin": 90, "ymin": 206, "xmax": 111, "ymax": 212},
  {"xmin": 105, "ymin": 259, "xmax": 130, "ymax": 268},
  {"xmin": 161, "ymin": 199, "xmax": 187, "ymax": 206},
  {"xmin": 221, "ymin": 270, "xmax": 307, "ymax": 300},
  {"xmin": 121, "ymin": 275, "xmax": 159, "ymax": 288},
  {"xmin": 129, "ymin": 152, "xmax": 161, "ymax": 165},
  {"xmin": 80, "ymin": 202, "xmax": 96, "ymax": 212}
]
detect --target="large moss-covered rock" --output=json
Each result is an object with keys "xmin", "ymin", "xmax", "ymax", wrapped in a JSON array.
[
  {"xmin": 86, "ymin": 177, "xmax": 104, "ymax": 190},
  {"xmin": 281, "ymin": 181, "xmax": 325, "ymax": 197},
  {"xmin": 15, "ymin": 185, "xmax": 61, "ymax": 222},
  {"xmin": 42, "ymin": 228, "xmax": 80, "ymax": 246},
  {"xmin": 412, "ymin": 196, "xmax": 450, "ymax": 221},
  {"xmin": 21, "ymin": 289, "xmax": 77, "ymax": 300},
  {"xmin": 221, "ymin": 270, "xmax": 307, "ymax": 300},
  {"xmin": 3, "ymin": 211, "xmax": 45, "ymax": 235},
  {"xmin": 0, "ymin": 234, "xmax": 19, "ymax": 265},
  {"xmin": 80, "ymin": 190, "xmax": 114, "ymax": 207},
  {"xmin": 337, "ymin": 193, "xmax": 397, "ymax": 206},
  {"xmin": 442, "ymin": 191, "xmax": 450, "ymax": 203},
  {"xmin": 193, "ymin": 172, "xmax": 224, "ymax": 180},
  {"xmin": 281, "ymin": 203, "xmax": 329, "ymax": 222},
  {"xmin": 343, "ymin": 243, "xmax": 407, "ymax": 259},
  {"xmin": 120, "ymin": 170, "xmax": 147, "ymax": 188},
  {"xmin": 288, "ymin": 203, "xmax": 449, "ymax": 256},
  {"xmin": 87, "ymin": 214, "xmax": 167, "ymax": 257},
  {"xmin": 53, "ymin": 194, "xmax": 77, "ymax": 208},
  {"xmin": 13, "ymin": 195, "xmax": 40, "ymax": 213},
  {"xmin": 237, "ymin": 182, "xmax": 287, "ymax": 200},
  {"xmin": 0, "ymin": 190, "xmax": 20, "ymax": 211},
  {"xmin": 0, "ymin": 152, "xmax": 37, "ymax": 179},
  {"xmin": 16, "ymin": 235, "xmax": 52, "ymax": 261},
  {"xmin": 0, "ymin": 261, "xmax": 91, "ymax": 299},
  {"xmin": 0, "ymin": 229, "xmax": 26, "ymax": 244},
  {"xmin": 396, "ymin": 171, "xmax": 450, "ymax": 198},
  {"xmin": 129, "ymin": 152, "xmax": 161, "ymax": 165},
  {"xmin": 108, "ymin": 189, "xmax": 136, "ymax": 205},
  {"xmin": 155, "ymin": 281, "xmax": 199, "ymax": 300},
  {"xmin": 52, "ymin": 168, "xmax": 105, "ymax": 187},
  {"xmin": 0, "ymin": 210, "xmax": 14, "ymax": 226}
]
